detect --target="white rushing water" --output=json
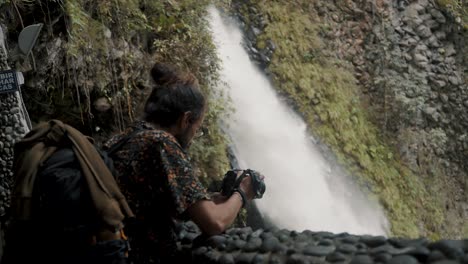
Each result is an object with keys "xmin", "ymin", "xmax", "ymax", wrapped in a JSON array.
[{"xmin": 208, "ymin": 6, "xmax": 388, "ymax": 236}]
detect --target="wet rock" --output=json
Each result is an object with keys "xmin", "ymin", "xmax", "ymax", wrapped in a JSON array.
[
  {"xmin": 205, "ymin": 250, "xmax": 221, "ymax": 262},
  {"xmin": 219, "ymin": 253, "xmax": 235, "ymax": 264},
  {"xmin": 425, "ymin": 19, "xmax": 440, "ymax": 29},
  {"xmin": 405, "ymin": 246, "xmax": 431, "ymax": 262},
  {"xmin": 326, "ymin": 252, "xmax": 348, "ymax": 262},
  {"xmin": 11, "ymin": 107, "xmax": 20, "ymax": 114},
  {"xmin": 341, "ymin": 236, "xmax": 360, "ymax": 244},
  {"xmin": 448, "ymin": 76, "xmax": 460, "ymax": 85},
  {"xmin": 350, "ymin": 254, "xmax": 374, "ymax": 264},
  {"xmin": 429, "ymin": 240, "xmax": 465, "ymax": 259},
  {"xmin": 435, "ymin": 31, "xmax": 446, "ymax": 40},
  {"xmin": 360, "ymin": 236, "xmax": 387, "ymax": 247},
  {"xmin": 428, "ymin": 250, "xmax": 447, "ymax": 262},
  {"xmin": 430, "ymin": 9, "xmax": 447, "ymax": 23},
  {"xmin": 374, "ymin": 253, "xmax": 392, "ymax": 262},
  {"xmin": 250, "ymin": 254, "xmax": 264, "ymax": 264},
  {"xmin": 423, "ymin": 106, "xmax": 439, "ymax": 122},
  {"xmin": 269, "ymin": 254, "xmax": 282, "ymax": 264},
  {"xmin": 236, "ymin": 252, "xmax": 256, "ymax": 263},
  {"xmin": 445, "ymin": 44, "xmax": 456, "ymax": 57},
  {"xmin": 432, "ymin": 79, "xmax": 447, "ymax": 88},
  {"xmin": 278, "ymin": 234, "xmax": 289, "ymax": 242},
  {"xmin": 428, "ymin": 35, "xmax": 440, "ymax": 48},
  {"xmin": 244, "ymin": 237, "xmax": 263, "ymax": 252},
  {"xmin": 315, "ymin": 231, "xmax": 334, "ymax": 239},
  {"xmin": 387, "ymin": 255, "xmax": 419, "ymax": 264},
  {"xmin": 414, "ymin": 53, "xmax": 429, "ymax": 67},
  {"xmin": 260, "ymin": 236, "xmax": 280, "ymax": 253},
  {"xmin": 337, "ymin": 244, "xmax": 358, "ymax": 254},
  {"xmin": 318, "ymin": 239, "xmax": 334, "ymax": 246},
  {"xmin": 287, "ymin": 254, "xmax": 308, "ymax": 264},
  {"xmin": 207, "ymin": 235, "xmax": 227, "ymax": 250},
  {"xmin": 303, "ymin": 245, "xmax": 335, "ymax": 257},
  {"xmin": 192, "ymin": 246, "xmax": 208, "ymax": 257},
  {"xmin": 430, "ymin": 260, "xmax": 460, "ymax": 264}
]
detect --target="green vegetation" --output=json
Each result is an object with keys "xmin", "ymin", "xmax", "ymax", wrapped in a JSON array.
[
  {"xmin": 436, "ymin": 0, "xmax": 468, "ymax": 28},
  {"xmin": 5, "ymin": 0, "xmax": 231, "ymax": 181},
  {"xmin": 245, "ymin": 0, "xmax": 447, "ymax": 238}
]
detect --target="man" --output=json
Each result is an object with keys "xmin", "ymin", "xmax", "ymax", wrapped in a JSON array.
[{"xmin": 105, "ymin": 63, "xmax": 259, "ymax": 263}]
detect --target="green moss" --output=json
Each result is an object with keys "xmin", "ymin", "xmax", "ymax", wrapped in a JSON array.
[
  {"xmin": 436, "ymin": 0, "xmax": 468, "ymax": 28},
  {"xmin": 248, "ymin": 0, "xmax": 446, "ymax": 238}
]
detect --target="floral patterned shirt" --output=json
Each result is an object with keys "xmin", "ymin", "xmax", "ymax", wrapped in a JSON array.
[{"xmin": 104, "ymin": 120, "xmax": 210, "ymax": 263}]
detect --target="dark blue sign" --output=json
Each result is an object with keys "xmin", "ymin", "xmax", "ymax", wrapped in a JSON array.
[{"xmin": 0, "ymin": 70, "xmax": 19, "ymax": 94}]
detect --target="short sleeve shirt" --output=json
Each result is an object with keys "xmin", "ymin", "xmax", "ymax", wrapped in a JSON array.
[{"xmin": 104, "ymin": 120, "xmax": 210, "ymax": 263}]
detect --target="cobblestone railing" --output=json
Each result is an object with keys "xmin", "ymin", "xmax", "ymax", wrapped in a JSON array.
[{"xmin": 176, "ymin": 222, "xmax": 468, "ymax": 264}]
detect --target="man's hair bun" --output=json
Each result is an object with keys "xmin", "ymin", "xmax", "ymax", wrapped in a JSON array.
[{"xmin": 151, "ymin": 62, "xmax": 179, "ymax": 85}]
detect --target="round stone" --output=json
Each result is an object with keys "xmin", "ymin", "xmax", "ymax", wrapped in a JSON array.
[
  {"xmin": 360, "ymin": 236, "xmax": 387, "ymax": 247},
  {"xmin": 326, "ymin": 252, "xmax": 348, "ymax": 262},
  {"xmin": 260, "ymin": 236, "xmax": 280, "ymax": 253},
  {"xmin": 429, "ymin": 240, "xmax": 464, "ymax": 259},
  {"xmin": 350, "ymin": 255, "xmax": 373, "ymax": 264},
  {"xmin": 234, "ymin": 239, "xmax": 246, "ymax": 250},
  {"xmin": 337, "ymin": 244, "xmax": 358, "ymax": 254},
  {"xmin": 207, "ymin": 235, "xmax": 227, "ymax": 249},
  {"xmin": 235, "ymin": 252, "xmax": 255, "ymax": 263},
  {"xmin": 303, "ymin": 246, "xmax": 335, "ymax": 257},
  {"xmin": 374, "ymin": 253, "xmax": 392, "ymax": 262},
  {"xmin": 318, "ymin": 239, "xmax": 334, "ymax": 246},
  {"xmin": 244, "ymin": 237, "xmax": 262, "ymax": 252},
  {"xmin": 11, "ymin": 107, "xmax": 20, "ymax": 114},
  {"xmin": 278, "ymin": 234, "xmax": 289, "ymax": 242},
  {"xmin": 341, "ymin": 236, "xmax": 360, "ymax": 244},
  {"xmin": 287, "ymin": 254, "xmax": 309, "ymax": 264},
  {"xmin": 428, "ymin": 250, "xmax": 446, "ymax": 262},
  {"xmin": 252, "ymin": 254, "xmax": 265, "ymax": 264},
  {"xmin": 406, "ymin": 246, "xmax": 431, "ymax": 261},
  {"xmin": 387, "ymin": 255, "xmax": 419, "ymax": 264},
  {"xmin": 219, "ymin": 253, "xmax": 235, "ymax": 264},
  {"xmin": 192, "ymin": 246, "xmax": 208, "ymax": 257}
]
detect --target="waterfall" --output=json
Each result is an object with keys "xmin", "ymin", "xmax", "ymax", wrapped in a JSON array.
[{"xmin": 208, "ymin": 6, "xmax": 388, "ymax": 236}]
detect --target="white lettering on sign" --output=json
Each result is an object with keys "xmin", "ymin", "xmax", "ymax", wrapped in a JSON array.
[{"xmin": 0, "ymin": 70, "xmax": 19, "ymax": 94}]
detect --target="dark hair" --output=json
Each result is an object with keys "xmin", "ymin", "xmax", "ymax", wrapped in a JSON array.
[{"xmin": 144, "ymin": 63, "xmax": 206, "ymax": 127}]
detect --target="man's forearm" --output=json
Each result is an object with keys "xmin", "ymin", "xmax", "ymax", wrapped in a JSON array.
[{"xmin": 188, "ymin": 192, "xmax": 244, "ymax": 236}]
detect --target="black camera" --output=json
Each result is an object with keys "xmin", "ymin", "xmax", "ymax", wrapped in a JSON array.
[{"xmin": 220, "ymin": 169, "xmax": 266, "ymax": 199}]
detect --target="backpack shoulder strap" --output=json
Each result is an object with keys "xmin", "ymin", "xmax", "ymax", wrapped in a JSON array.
[{"xmin": 107, "ymin": 128, "xmax": 142, "ymax": 156}]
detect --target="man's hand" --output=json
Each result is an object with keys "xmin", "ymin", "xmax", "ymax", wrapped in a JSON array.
[{"xmin": 238, "ymin": 171, "xmax": 265, "ymax": 200}]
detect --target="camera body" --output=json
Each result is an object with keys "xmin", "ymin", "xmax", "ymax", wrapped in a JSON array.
[{"xmin": 221, "ymin": 169, "xmax": 265, "ymax": 199}]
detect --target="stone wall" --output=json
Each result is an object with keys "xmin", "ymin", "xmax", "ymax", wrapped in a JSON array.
[
  {"xmin": 0, "ymin": 26, "xmax": 30, "ymax": 219},
  {"xmin": 177, "ymin": 221, "xmax": 468, "ymax": 264}
]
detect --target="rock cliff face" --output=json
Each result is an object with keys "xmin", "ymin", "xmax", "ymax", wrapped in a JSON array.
[
  {"xmin": 349, "ymin": 0, "xmax": 467, "ymax": 238},
  {"xmin": 230, "ymin": 0, "xmax": 467, "ymax": 238}
]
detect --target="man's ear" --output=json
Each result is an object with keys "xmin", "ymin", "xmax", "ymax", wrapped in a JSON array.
[{"xmin": 180, "ymin": 111, "xmax": 193, "ymax": 129}]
